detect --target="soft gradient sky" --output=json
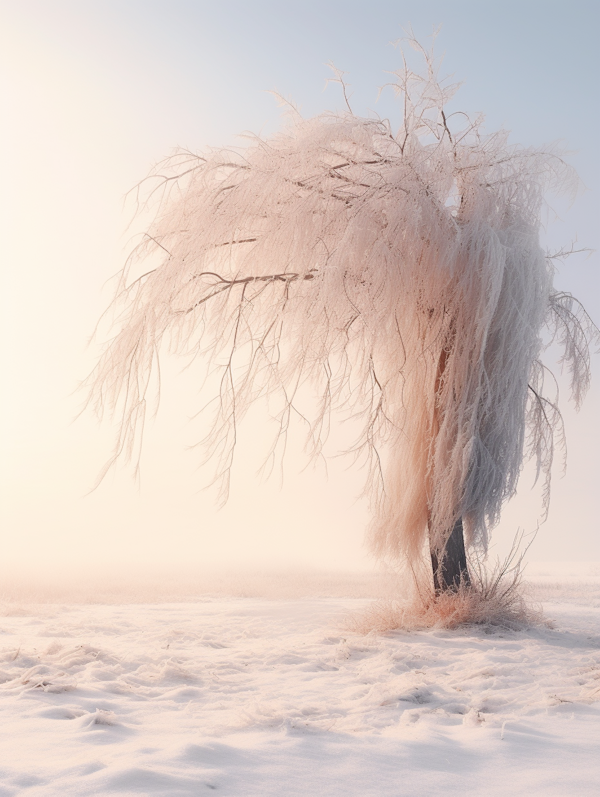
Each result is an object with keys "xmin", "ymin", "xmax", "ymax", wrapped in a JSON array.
[{"xmin": 1, "ymin": 0, "xmax": 598, "ymax": 575}]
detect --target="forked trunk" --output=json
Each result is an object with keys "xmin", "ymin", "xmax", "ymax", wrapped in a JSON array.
[{"xmin": 430, "ymin": 517, "xmax": 471, "ymax": 594}]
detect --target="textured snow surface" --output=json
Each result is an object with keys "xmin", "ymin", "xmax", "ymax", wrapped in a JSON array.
[{"xmin": 0, "ymin": 589, "xmax": 599, "ymax": 796}]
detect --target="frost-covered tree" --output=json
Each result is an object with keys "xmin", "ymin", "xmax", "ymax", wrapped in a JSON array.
[{"xmin": 88, "ymin": 41, "xmax": 597, "ymax": 595}]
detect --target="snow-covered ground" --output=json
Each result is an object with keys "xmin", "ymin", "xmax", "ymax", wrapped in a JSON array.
[{"xmin": 1, "ymin": 567, "xmax": 599, "ymax": 796}]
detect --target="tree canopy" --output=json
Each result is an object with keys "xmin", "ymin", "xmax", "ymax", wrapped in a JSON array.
[{"xmin": 88, "ymin": 40, "xmax": 597, "ymax": 585}]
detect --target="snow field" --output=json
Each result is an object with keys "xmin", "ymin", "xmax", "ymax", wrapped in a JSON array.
[{"xmin": 0, "ymin": 584, "xmax": 599, "ymax": 795}]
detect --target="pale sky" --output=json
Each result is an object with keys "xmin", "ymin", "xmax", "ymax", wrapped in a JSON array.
[{"xmin": 0, "ymin": 0, "xmax": 598, "ymax": 575}]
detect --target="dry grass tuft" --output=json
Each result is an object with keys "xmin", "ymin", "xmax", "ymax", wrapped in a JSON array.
[{"xmin": 349, "ymin": 535, "xmax": 546, "ymax": 633}]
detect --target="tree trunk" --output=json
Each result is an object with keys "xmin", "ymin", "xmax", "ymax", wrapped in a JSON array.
[
  {"xmin": 428, "ymin": 317, "xmax": 471, "ymax": 594},
  {"xmin": 430, "ymin": 517, "xmax": 471, "ymax": 594}
]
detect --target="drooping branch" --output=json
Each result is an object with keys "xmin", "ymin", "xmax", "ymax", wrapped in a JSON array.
[{"xmin": 177, "ymin": 269, "xmax": 317, "ymax": 315}]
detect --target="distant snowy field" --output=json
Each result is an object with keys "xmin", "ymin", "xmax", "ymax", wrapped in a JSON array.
[{"xmin": 1, "ymin": 565, "xmax": 599, "ymax": 796}]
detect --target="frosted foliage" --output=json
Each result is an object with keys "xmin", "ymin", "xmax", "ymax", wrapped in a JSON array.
[{"xmin": 88, "ymin": 45, "xmax": 596, "ymax": 567}]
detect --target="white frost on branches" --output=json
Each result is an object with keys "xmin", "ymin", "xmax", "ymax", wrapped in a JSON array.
[{"xmin": 88, "ymin": 41, "xmax": 597, "ymax": 567}]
